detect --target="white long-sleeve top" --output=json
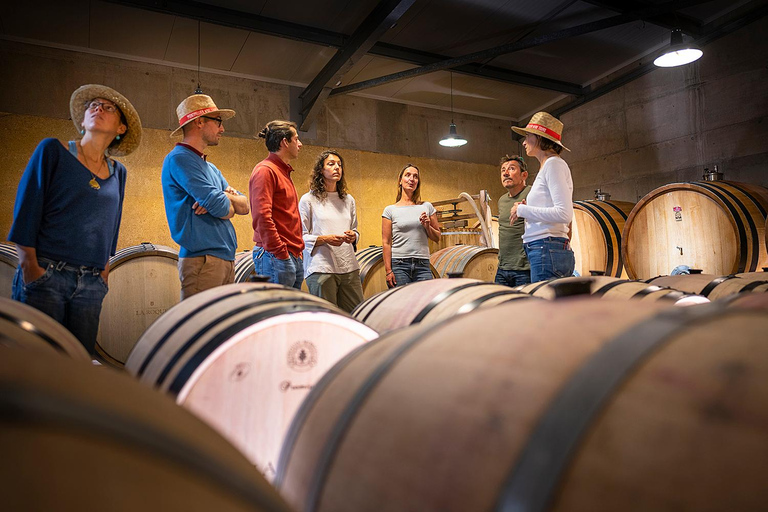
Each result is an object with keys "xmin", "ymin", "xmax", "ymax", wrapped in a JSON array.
[
  {"xmin": 516, "ymin": 156, "xmax": 574, "ymax": 243},
  {"xmin": 299, "ymin": 191, "xmax": 360, "ymax": 276}
]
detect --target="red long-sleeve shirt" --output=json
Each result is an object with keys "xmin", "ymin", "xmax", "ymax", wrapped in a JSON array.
[{"xmin": 249, "ymin": 153, "xmax": 304, "ymax": 259}]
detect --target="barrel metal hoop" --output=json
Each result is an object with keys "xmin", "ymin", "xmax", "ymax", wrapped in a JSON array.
[
  {"xmin": 360, "ymin": 285, "xmax": 409, "ymax": 323},
  {"xmin": 695, "ymin": 182, "xmax": 755, "ymax": 272},
  {"xmin": 700, "ymin": 275, "xmax": 736, "ymax": 297},
  {"xmin": 457, "ymin": 290, "xmax": 532, "ymax": 314},
  {"xmin": 590, "ymin": 279, "xmax": 629, "ymax": 297},
  {"xmin": 167, "ymin": 303, "xmax": 332, "ymax": 395},
  {"xmin": 495, "ymin": 302, "xmax": 734, "ymax": 512},
  {"xmin": 0, "ymin": 384, "xmax": 288, "ymax": 511},
  {"xmin": 410, "ymin": 281, "xmax": 491, "ymax": 324},
  {"xmin": 575, "ymin": 201, "xmax": 618, "ymax": 276},
  {"xmin": 0, "ymin": 310, "xmax": 66, "ymax": 353}
]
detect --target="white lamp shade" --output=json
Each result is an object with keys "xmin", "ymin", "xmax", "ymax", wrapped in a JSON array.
[{"xmin": 439, "ymin": 123, "xmax": 467, "ymax": 147}]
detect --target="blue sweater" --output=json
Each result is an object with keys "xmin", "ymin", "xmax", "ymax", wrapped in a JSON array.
[
  {"xmin": 161, "ymin": 144, "xmax": 237, "ymax": 260},
  {"xmin": 8, "ymin": 138, "xmax": 125, "ymax": 269}
]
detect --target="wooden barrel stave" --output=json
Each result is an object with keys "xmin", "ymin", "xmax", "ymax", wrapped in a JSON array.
[
  {"xmin": 428, "ymin": 229, "xmax": 482, "ymax": 253},
  {"xmin": 0, "ymin": 243, "xmax": 18, "ymax": 299},
  {"xmin": 96, "ymin": 243, "xmax": 180, "ymax": 367},
  {"xmin": 0, "ymin": 348, "xmax": 292, "ymax": 512},
  {"xmin": 572, "ymin": 200, "xmax": 634, "ymax": 278},
  {"xmin": 125, "ymin": 283, "xmax": 377, "ymax": 481},
  {"xmin": 0, "ymin": 296, "xmax": 90, "ymax": 360},
  {"xmin": 430, "ymin": 245, "xmax": 499, "ymax": 281},
  {"xmin": 622, "ymin": 181, "xmax": 768, "ymax": 279},
  {"xmin": 356, "ymin": 246, "xmax": 439, "ymax": 298},
  {"xmin": 650, "ymin": 273, "xmax": 768, "ymax": 300},
  {"xmin": 276, "ymin": 299, "xmax": 768, "ymax": 512}
]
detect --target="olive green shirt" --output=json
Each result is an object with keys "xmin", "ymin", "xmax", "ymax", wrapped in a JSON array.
[{"xmin": 498, "ymin": 186, "xmax": 531, "ymax": 270}]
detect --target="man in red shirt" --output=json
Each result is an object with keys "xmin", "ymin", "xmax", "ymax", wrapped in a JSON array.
[{"xmin": 249, "ymin": 120, "xmax": 305, "ymax": 289}]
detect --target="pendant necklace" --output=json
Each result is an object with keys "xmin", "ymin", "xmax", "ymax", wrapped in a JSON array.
[{"xmin": 89, "ymin": 171, "xmax": 101, "ymax": 190}]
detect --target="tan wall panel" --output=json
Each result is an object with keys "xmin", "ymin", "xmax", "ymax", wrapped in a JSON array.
[{"xmin": 1, "ymin": 113, "xmax": 502, "ymax": 255}]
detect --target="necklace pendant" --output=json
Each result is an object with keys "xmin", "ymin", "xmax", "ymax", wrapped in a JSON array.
[{"xmin": 89, "ymin": 177, "xmax": 101, "ymax": 190}]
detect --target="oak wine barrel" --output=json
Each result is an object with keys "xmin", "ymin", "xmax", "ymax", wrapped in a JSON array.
[
  {"xmin": 0, "ymin": 243, "xmax": 18, "ymax": 299},
  {"xmin": 96, "ymin": 243, "xmax": 180, "ymax": 368},
  {"xmin": 514, "ymin": 276, "xmax": 709, "ymax": 305},
  {"xmin": 0, "ymin": 348, "xmax": 292, "ymax": 512},
  {"xmin": 571, "ymin": 199, "xmax": 635, "ymax": 278},
  {"xmin": 125, "ymin": 283, "xmax": 377, "ymax": 481},
  {"xmin": 648, "ymin": 273, "xmax": 768, "ymax": 300},
  {"xmin": 235, "ymin": 251, "xmax": 256, "ymax": 283},
  {"xmin": 622, "ymin": 180, "xmax": 768, "ymax": 279},
  {"xmin": 356, "ymin": 246, "xmax": 439, "ymax": 298},
  {"xmin": 430, "ymin": 244, "xmax": 499, "ymax": 281},
  {"xmin": 0, "ymin": 296, "xmax": 90, "ymax": 360},
  {"xmin": 351, "ymin": 278, "xmax": 533, "ymax": 334},
  {"xmin": 276, "ymin": 298, "xmax": 768, "ymax": 512}
]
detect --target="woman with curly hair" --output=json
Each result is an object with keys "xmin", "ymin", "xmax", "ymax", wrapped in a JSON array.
[{"xmin": 298, "ymin": 150, "xmax": 363, "ymax": 312}]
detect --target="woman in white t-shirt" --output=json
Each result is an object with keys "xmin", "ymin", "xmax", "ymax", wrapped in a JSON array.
[
  {"xmin": 382, "ymin": 164, "xmax": 441, "ymax": 288},
  {"xmin": 510, "ymin": 112, "xmax": 575, "ymax": 283},
  {"xmin": 299, "ymin": 150, "xmax": 363, "ymax": 312}
]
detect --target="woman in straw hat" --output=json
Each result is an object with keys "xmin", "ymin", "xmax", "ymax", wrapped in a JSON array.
[
  {"xmin": 8, "ymin": 84, "xmax": 142, "ymax": 355},
  {"xmin": 510, "ymin": 111, "xmax": 575, "ymax": 283},
  {"xmin": 382, "ymin": 163, "xmax": 440, "ymax": 288}
]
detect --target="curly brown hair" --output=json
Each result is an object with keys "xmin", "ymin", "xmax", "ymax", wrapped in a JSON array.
[{"xmin": 310, "ymin": 150, "xmax": 347, "ymax": 200}]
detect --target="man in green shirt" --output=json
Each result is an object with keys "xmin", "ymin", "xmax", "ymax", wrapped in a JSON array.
[{"xmin": 495, "ymin": 155, "xmax": 531, "ymax": 287}]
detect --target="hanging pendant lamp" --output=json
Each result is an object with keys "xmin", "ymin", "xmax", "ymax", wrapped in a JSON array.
[
  {"xmin": 439, "ymin": 72, "xmax": 467, "ymax": 147},
  {"xmin": 653, "ymin": 29, "xmax": 703, "ymax": 68}
]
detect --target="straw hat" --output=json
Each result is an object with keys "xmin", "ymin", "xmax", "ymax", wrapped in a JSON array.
[
  {"xmin": 512, "ymin": 111, "xmax": 570, "ymax": 152},
  {"xmin": 70, "ymin": 84, "xmax": 143, "ymax": 157},
  {"xmin": 170, "ymin": 94, "xmax": 235, "ymax": 137}
]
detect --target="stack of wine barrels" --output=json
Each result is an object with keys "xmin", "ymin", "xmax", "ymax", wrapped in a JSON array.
[
  {"xmin": 0, "ymin": 348, "xmax": 292, "ymax": 512},
  {"xmin": 430, "ymin": 245, "xmax": 498, "ymax": 281},
  {"xmin": 356, "ymin": 246, "xmax": 439, "ymax": 298},
  {"xmin": 235, "ymin": 251, "xmax": 257, "ymax": 283},
  {"xmin": 125, "ymin": 282, "xmax": 377, "ymax": 481},
  {"xmin": 0, "ymin": 297, "xmax": 89, "ymax": 360},
  {"xmin": 428, "ymin": 227, "xmax": 482, "ymax": 253},
  {"xmin": 276, "ymin": 296, "xmax": 768, "ymax": 512},
  {"xmin": 352, "ymin": 278, "xmax": 532, "ymax": 334},
  {"xmin": 96, "ymin": 243, "xmax": 180, "ymax": 367},
  {"xmin": 622, "ymin": 180, "xmax": 768, "ymax": 279},
  {"xmin": 571, "ymin": 198, "xmax": 635, "ymax": 278},
  {"xmin": 0, "ymin": 243, "xmax": 18, "ymax": 299},
  {"xmin": 648, "ymin": 271, "xmax": 768, "ymax": 300},
  {"xmin": 514, "ymin": 276, "xmax": 709, "ymax": 305}
]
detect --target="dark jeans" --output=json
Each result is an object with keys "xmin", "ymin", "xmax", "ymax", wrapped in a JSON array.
[
  {"xmin": 524, "ymin": 237, "xmax": 575, "ymax": 283},
  {"xmin": 494, "ymin": 268, "xmax": 531, "ymax": 287},
  {"xmin": 391, "ymin": 257, "xmax": 433, "ymax": 287},
  {"xmin": 12, "ymin": 258, "xmax": 108, "ymax": 355},
  {"xmin": 252, "ymin": 247, "xmax": 304, "ymax": 290}
]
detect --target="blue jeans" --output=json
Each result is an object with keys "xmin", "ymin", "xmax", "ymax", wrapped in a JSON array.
[
  {"xmin": 524, "ymin": 237, "xmax": 575, "ymax": 283},
  {"xmin": 252, "ymin": 247, "xmax": 304, "ymax": 290},
  {"xmin": 391, "ymin": 257, "xmax": 433, "ymax": 287},
  {"xmin": 12, "ymin": 258, "xmax": 108, "ymax": 355},
  {"xmin": 494, "ymin": 268, "xmax": 531, "ymax": 287}
]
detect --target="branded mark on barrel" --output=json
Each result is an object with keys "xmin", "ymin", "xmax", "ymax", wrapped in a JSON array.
[
  {"xmin": 287, "ymin": 340, "xmax": 318, "ymax": 372},
  {"xmin": 673, "ymin": 206, "xmax": 682, "ymax": 222},
  {"xmin": 279, "ymin": 380, "xmax": 315, "ymax": 392}
]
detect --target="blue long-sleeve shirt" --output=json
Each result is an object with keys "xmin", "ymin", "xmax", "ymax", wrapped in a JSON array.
[
  {"xmin": 161, "ymin": 144, "xmax": 237, "ymax": 260},
  {"xmin": 8, "ymin": 138, "xmax": 125, "ymax": 269}
]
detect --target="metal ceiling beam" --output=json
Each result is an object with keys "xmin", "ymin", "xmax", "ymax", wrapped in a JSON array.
[
  {"xmin": 329, "ymin": 0, "xmax": 712, "ymax": 97},
  {"xmin": 298, "ymin": 0, "xmax": 416, "ymax": 131},
  {"xmin": 578, "ymin": 0, "xmax": 703, "ymax": 36},
  {"xmin": 103, "ymin": 0, "xmax": 584, "ymax": 94},
  {"xmin": 550, "ymin": 0, "xmax": 768, "ymax": 119}
]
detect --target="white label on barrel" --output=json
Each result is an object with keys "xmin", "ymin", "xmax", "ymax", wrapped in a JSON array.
[{"xmin": 673, "ymin": 206, "xmax": 682, "ymax": 222}]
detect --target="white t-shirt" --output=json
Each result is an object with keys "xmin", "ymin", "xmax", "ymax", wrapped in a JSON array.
[
  {"xmin": 517, "ymin": 156, "xmax": 573, "ymax": 243},
  {"xmin": 382, "ymin": 202, "xmax": 436, "ymax": 259},
  {"xmin": 299, "ymin": 191, "xmax": 360, "ymax": 276}
]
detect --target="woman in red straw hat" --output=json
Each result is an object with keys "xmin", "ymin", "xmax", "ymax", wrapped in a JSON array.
[
  {"xmin": 8, "ymin": 84, "xmax": 142, "ymax": 356},
  {"xmin": 510, "ymin": 111, "xmax": 575, "ymax": 283}
]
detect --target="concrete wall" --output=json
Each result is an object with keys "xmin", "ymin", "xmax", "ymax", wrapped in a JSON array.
[
  {"xmin": 0, "ymin": 39, "xmax": 513, "ymax": 252},
  {"xmin": 561, "ymin": 16, "xmax": 768, "ymax": 203}
]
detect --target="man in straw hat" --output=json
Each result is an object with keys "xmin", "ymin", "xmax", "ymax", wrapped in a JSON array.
[
  {"xmin": 509, "ymin": 111, "xmax": 575, "ymax": 283},
  {"xmin": 249, "ymin": 120, "xmax": 305, "ymax": 289},
  {"xmin": 161, "ymin": 93, "xmax": 249, "ymax": 300},
  {"xmin": 9, "ymin": 84, "xmax": 142, "ymax": 355}
]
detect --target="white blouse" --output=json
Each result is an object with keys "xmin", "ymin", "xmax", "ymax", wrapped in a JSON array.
[
  {"xmin": 299, "ymin": 191, "xmax": 360, "ymax": 276},
  {"xmin": 516, "ymin": 156, "xmax": 573, "ymax": 243}
]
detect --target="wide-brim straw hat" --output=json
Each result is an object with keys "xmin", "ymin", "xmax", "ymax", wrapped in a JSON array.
[
  {"xmin": 170, "ymin": 94, "xmax": 236, "ymax": 137},
  {"xmin": 512, "ymin": 111, "xmax": 570, "ymax": 152},
  {"xmin": 70, "ymin": 84, "xmax": 143, "ymax": 157}
]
